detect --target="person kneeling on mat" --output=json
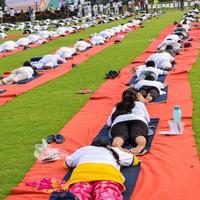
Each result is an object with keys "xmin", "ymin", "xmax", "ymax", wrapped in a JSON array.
[
  {"xmin": 63, "ymin": 139, "xmax": 140, "ymax": 200},
  {"xmin": 0, "ymin": 61, "xmax": 37, "ymax": 85},
  {"xmin": 107, "ymin": 88, "xmax": 150, "ymax": 155}
]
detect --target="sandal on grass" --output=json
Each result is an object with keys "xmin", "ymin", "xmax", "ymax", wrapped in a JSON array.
[
  {"xmin": 77, "ymin": 88, "xmax": 92, "ymax": 94},
  {"xmin": 46, "ymin": 135, "xmax": 55, "ymax": 144},
  {"xmin": 54, "ymin": 134, "xmax": 65, "ymax": 144}
]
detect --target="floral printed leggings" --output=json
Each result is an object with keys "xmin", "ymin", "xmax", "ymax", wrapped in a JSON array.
[{"xmin": 69, "ymin": 180, "xmax": 123, "ymax": 200}]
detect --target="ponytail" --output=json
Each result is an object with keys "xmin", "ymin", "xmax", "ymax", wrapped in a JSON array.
[
  {"xmin": 91, "ymin": 139, "xmax": 120, "ymax": 164},
  {"xmin": 111, "ymin": 88, "xmax": 137, "ymax": 122}
]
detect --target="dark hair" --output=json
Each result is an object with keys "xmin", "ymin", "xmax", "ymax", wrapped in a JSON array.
[
  {"xmin": 146, "ymin": 60, "xmax": 155, "ymax": 68},
  {"xmin": 92, "ymin": 139, "xmax": 119, "ymax": 164},
  {"xmin": 111, "ymin": 88, "xmax": 137, "ymax": 122},
  {"xmin": 91, "ymin": 139, "xmax": 110, "ymax": 147},
  {"xmin": 165, "ymin": 45, "xmax": 175, "ymax": 56},
  {"xmin": 78, "ymin": 38, "xmax": 84, "ymax": 41},
  {"xmin": 145, "ymin": 74, "xmax": 155, "ymax": 81},
  {"xmin": 165, "ymin": 45, "xmax": 173, "ymax": 51},
  {"xmin": 23, "ymin": 61, "xmax": 38, "ymax": 75},
  {"xmin": 23, "ymin": 61, "xmax": 32, "ymax": 66}
]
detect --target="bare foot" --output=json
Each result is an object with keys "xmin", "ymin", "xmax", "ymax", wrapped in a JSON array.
[
  {"xmin": 146, "ymin": 93, "xmax": 153, "ymax": 103},
  {"xmin": 137, "ymin": 93, "xmax": 148, "ymax": 104},
  {"xmin": 130, "ymin": 146, "xmax": 144, "ymax": 154}
]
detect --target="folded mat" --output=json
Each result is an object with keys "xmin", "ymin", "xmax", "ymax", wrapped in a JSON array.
[{"xmin": 50, "ymin": 118, "xmax": 159, "ymax": 200}]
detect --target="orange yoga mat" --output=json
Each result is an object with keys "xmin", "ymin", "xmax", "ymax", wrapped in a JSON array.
[{"xmin": 7, "ymin": 24, "xmax": 200, "ymax": 200}]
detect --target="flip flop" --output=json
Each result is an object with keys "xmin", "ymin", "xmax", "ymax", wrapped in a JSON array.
[
  {"xmin": 46, "ymin": 135, "xmax": 55, "ymax": 144},
  {"xmin": 54, "ymin": 134, "xmax": 65, "ymax": 144},
  {"xmin": 77, "ymin": 88, "xmax": 92, "ymax": 94}
]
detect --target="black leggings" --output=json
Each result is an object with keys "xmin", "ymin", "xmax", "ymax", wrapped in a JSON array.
[
  {"xmin": 139, "ymin": 86, "xmax": 159, "ymax": 101},
  {"xmin": 110, "ymin": 120, "xmax": 148, "ymax": 145}
]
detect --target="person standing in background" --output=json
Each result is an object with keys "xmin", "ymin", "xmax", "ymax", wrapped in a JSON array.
[
  {"xmin": 9, "ymin": 8, "xmax": 15, "ymax": 24},
  {"xmin": 145, "ymin": 0, "xmax": 149, "ymax": 13},
  {"xmin": 0, "ymin": 8, "xmax": 3, "ymax": 24}
]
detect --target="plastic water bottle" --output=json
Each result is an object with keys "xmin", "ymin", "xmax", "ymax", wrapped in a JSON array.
[{"xmin": 173, "ymin": 105, "xmax": 182, "ymax": 132}]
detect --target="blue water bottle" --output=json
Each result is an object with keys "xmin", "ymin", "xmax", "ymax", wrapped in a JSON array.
[{"xmin": 173, "ymin": 105, "xmax": 182, "ymax": 132}]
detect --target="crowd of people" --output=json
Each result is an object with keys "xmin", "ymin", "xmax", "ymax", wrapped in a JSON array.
[
  {"xmin": 0, "ymin": 5, "xmax": 198, "ymax": 198},
  {"xmin": 0, "ymin": 12, "xmax": 148, "ymax": 85},
  {"xmin": 60, "ymin": 9, "xmax": 198, "ymax": 199}
]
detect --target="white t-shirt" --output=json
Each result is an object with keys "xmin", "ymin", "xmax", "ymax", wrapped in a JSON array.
[
  {"xmin": 147, "ymin": 52, "xmax": 174, "ymax": 69},
  {"xmin": 27, "ymin": 34, "xmax": 43, "ymax": 43},
  {"xmin": 66, "ymin": 145, "xmax": 134, "ymax": 171},
  {"xmin": 107, "ymin": 101, "xmax": 150, "ymax": 127},
  {"xmin": 32, "ymin": 54, "xmax": 66, "ymax": 69},
  {"xmin": 136, "ymin": 65, "xmax": 165, "ymax": 79},
  {"xmin": 13, "ymin": 66, "xmax": 34, "ymax": 79},
  {"xmin": 56, "ymin": 47, "xmax": 76, "ymax": 59},
  {"xmin": 73, "ymin": 40, "xmax": 91, "ymax": 51},
  {"xmin": 99, "ymin": 30, "xmax": 112, "ymax": 39},
  {"xmin": 38, "ymin": 31, "xmax": 50, "ymax": 39},
  {"xmin": 0, "ymin": 10, "xmax": 3, "ymax": 18},
  {"xmin": 1, "ymin": 41, "xmax": 18, "ymax": 51},
  {"xmin": 0, "ymin": 33, "xmax": 7, "ymax": 38},
  {"xmin": 91, "ymin": 35, "xmax": 105, "ymax": 45},
  {"xmin": 134, "ymin": 79, "xmax": 165, "ymax": 95},
  {"xmin": 9, "ymin": 9, "xmax": 15, "ymax": 17},
  {"xmin": 164, "ymin": 34, "xmax": 180, "ymax": 43},
  {"xmin": 16, "ymin": 38, "xmax": 31, "ymax": 46}
]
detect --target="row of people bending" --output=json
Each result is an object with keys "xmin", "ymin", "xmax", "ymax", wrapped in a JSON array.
[
  {"xmin": 0, "ymin": 12, "xmax": 134, "ymax": 39},
  {"xmin": 127, "ymin": 12, "xmax": 195, "ymax": 104},
  {"xmin": 0, "ymin": 11, "xmax": 160, "ymax": 52},
  {"xmin": 0, "ymin": 13, "xmax": 133, "ymax": 52},
  {"xmin": 0, "ymin": 18, "xmax": 143, "ymax": 86},
  {"xmin": 51, "ymin": 10, "xmax": 198, "ymax": 199}
]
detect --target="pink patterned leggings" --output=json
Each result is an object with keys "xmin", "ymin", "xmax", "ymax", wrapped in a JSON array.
[{"xmin": 69, "ymin": 180, "xmax": 123, "ymax": 200}]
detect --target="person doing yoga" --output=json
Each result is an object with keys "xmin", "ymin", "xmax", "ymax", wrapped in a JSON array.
[
  {"xmin": 0, "ymin": 61, "xmax": 37, "ymax": 85},
  {"xmin": 63, "ymin": 139, "xmax": 140, "ymax": 200},
  {"xmin": 107, "ymin": 88, "xmax": 150, "ymax": 155}
]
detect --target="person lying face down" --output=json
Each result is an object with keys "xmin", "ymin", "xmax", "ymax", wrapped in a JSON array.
[
  {"xmin": 31, "ymin": 54, "xmax": 66, "ymax": 70},
  {"xmin": 181, "ymin": 20, "xmax": 191, "ymax": 32},
  {"xmin": 27, "ymin": 34, "xmax": 47, "ymax": 44},
  {"xmin": 73, "ymin": 39, "xmax": 92, "ymax": 52},
  {"xmin": 135, "ymin": 60, "xmax": 168, "ymax": 81},
  {"xmin": 99, "ymin": 30, "xmax": 113, "ymax": 39},
  {"xmin": 146, "ymin": 50, "xmax": 175, "ymax": 71},
  {"xmin": 0, "ymin": 33, "xmax": 8, "ymax": 39},
  {"xmin": 130, "ymin": 74, "xmax": 168, "ymax": 104},
  {"xmin": 0, "ymin": 41, "xmax": 18, "ymax": 52},
  {"xmin": 158, "ymin": 35, "xmax": 182, "ymax": 55},
  {"xmin": 16, "ymin": 37, "xmax": 32, "ymax": 47},
  {"xmin": 55, "ymin": 47, "xmax": 77, "ymax": 60},
  {"xmin": 0, "ymin": 61, "xmax": 36, "ymax": 85},
  {"xmin": 106, "ymin": 88, "xmax": 150, "ymax": 155},
  {"xmin": 64, "ymin": 139, "xmax": 140, "ymax": 200},
  {"xmin": 90, "ymin": 34, "xmax": 106, "ymax": 45}
]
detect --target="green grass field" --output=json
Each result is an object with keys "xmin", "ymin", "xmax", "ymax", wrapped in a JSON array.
[
  {"xmin": 0, "ymin": 11, "xmax": 199, "ymax": 199},
  {"xmin": 189, "ymin": 55, "xmax": 200, "ymax": 154}
]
